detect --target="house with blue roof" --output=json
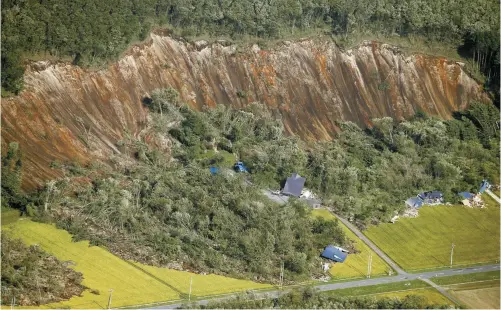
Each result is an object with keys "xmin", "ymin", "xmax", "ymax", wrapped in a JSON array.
[
  {"xmin": 320, "ymin": 245, "xmax": 349, "ymax": 263},
  {"xmin": 405, "ymin": 190, "xmax": 444, "ymax": 210}
]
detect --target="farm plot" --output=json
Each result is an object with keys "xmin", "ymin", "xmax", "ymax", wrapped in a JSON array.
[
  {"xmin": 5, "ymin": 219, "xmax": 270, "ymax": 308},
  {"xmin": 446, "ymin": 280, "xmax": 500, "ymax": 309},
  {"xmin": 364, "ymin": 205, "xmax": 500, "ymax": 271},
  {"xmin": 133, "ymin": 262, "xmax": 271, "ymax": 298},
  {"xmin": 372, "ymin": 288, "xmax": 453, "ymax": 305},
  {"xmin": 311, "ymin": 209, "xmax": 391, "ymax": 279}
]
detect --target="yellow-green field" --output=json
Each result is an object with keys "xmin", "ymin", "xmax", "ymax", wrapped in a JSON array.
[
  {"xmin": 364, "ymin": 205, "xmax": 500, "ymax": 271},
  {"xmin": 446, "ymin": 280, "xmax": 500, "ymax": 309},
  {"xmin": 133, "ymin": 262, "xmax": 271, "ymax": 297},
  {"xmin": 5, "ymin": 219, "xmax": 271, "ymax": 308},
  {"xmin": 311, "ymin": 209, "xmax": 391, "ymax": 279},
  {"xmin": 372, "ymin": 288, "xmax": 453, "ymax": 305}
]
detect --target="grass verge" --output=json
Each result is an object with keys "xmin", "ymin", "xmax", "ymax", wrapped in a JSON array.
[
  {"xmin": 322, "ymin": 280, "xmax": 429, "ymax": 297},
  {"xmin": 433, "ymin": 271, "xmax": 500, "ymax": 286}
]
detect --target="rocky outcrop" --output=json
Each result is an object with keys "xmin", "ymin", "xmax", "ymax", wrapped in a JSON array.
[{"xmin": 1, "ymin": 30, "xmax": 489, "ymax": 189}]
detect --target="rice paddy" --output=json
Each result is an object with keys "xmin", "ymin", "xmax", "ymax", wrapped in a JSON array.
[
  {"xmin": 5, "ymin": 219, "xmax": 271, "ymax": 308},
  {"xmin": 364, "ymin": 204, "xmax": 500, "ymax": 271}
]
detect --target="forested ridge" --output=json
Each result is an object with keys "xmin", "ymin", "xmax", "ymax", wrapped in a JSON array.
[
  {"xmin": 1, "ymin": 0, "xmax": 499, "ymax": 101},
  {"xmin": 2, "ymin": 89, "xmax": 499, "ymax": 284}
]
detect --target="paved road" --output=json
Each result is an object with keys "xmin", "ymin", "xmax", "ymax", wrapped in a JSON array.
[
  {"xmin": 331, "ymin": 212, "xmax": 407, "ymax": 275},
  {"xmin": 146, "ymin": 264, "xmax": 500, "ymax": 309},
  {"xmin": 485, "ymin": 189, "xmax": 501, "ymax": 204}
]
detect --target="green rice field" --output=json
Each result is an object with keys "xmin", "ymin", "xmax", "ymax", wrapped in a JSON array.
[{"xmin": 364, "ymin": 204, "xmax": 500, "ymax": 271}]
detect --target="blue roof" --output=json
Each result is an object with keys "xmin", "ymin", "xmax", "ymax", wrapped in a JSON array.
[
  {"xmin": 406, "ymin": 197, "xmax": 423, "ymax": 208},
  {"xmin": 458, "ymin": 192, "xmax": 474, "ymax": 199},
  {"xmin": 418, "ymin": 191, "xmax": 443, "ymax": 200},
  {"xmin": 209, "ymin": 167, "xmax": 219, "ymax": 175},
  {"xmin": 320, "ymin": 245, "xmax": 348, "ymax": 263},
  {"xmin": 282, "ymin": 173, "xmax": 306, "ymax": 197}
]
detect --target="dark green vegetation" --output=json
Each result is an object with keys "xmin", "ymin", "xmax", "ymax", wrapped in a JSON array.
[
  {"xmin": 183, "ymin": 287, "xmax": 455, "ymax": 309},
  {"xmin": 433, "ymin": 271, "xmax": 501, "ymax": 286},
  {"xmin": 2, "ymin": 0, "xmax": 500, "ymax": 100},
  {"xmin": 1, "ymin": 92, "xmax": 498, "ymax": 282},
  {"xmin": 1, "ymin": 233, "xmax": 84, "ymax": 306}
]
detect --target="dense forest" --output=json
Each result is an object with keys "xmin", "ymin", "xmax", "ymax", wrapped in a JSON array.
[
  {"xmin": 2, "ymin": 89, "xmax": 499, "ymax": 283},
  {"xmin": 2, "ymin": 0, "xmax": 499, "ymax": 100},
  {"xmin": 183, "ymin": 287, "xmax": 455, "ymax": 309},
  {"xmin": 1, "ymin": 233, "xmax": 84, "ymax": 306}
]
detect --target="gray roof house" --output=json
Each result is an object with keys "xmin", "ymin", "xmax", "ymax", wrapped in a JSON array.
[{"xmin": 282, "ymin": 173, "xmax": 306, "ymax": 197}]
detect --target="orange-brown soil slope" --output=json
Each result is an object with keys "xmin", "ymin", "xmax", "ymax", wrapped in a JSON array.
[{"xmin": 1, "ymin": 30, "xmax": 489, "ymax": 189}]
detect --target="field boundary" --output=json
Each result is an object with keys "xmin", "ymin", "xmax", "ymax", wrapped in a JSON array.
[{"xmin": 442, "ymin": 279, "xmax": 500, "ymax": 290}]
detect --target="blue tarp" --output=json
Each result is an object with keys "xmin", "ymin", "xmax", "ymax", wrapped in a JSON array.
[
  {"xmin": 458, "ymin": 192, "xmax": 474, "ymax": 199},
  {"xmin": 320, "ymin": 245, "xmax": 348, "ymax": 263},
  {"xmin": 209, "ymin": 167, "xmax": 220, "ymax": 175},
  {"xmin": 479, "ymin": 180, "xmax": 490, "ymax": 193},
  {"xmin": 405, "ymin": 197, "xmax": 423, "ymax": 208}
]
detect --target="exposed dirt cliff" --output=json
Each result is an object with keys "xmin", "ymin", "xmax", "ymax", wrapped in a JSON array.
[{"xmin": 1, "ymin": 30, "xmax": 489, "ymax": 189}]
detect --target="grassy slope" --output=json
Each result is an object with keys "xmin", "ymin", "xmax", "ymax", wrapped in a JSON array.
[
  {"xmin": 364, "ymin": 205, "xmax": 500, "ymax": 271},
  {"xmin": 311, "ymin": 209, "xmax": 391, "ymax": 279},
  {"xmin": 5, "ymin": 219, "xmax": 270, "ymax": 308},
  {"xmin": 1, "ymin": 207, "xmax": 20, "ymax": 226}
]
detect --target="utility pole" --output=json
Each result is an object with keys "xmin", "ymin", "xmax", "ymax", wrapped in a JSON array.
[
  {"xmin": 450, "ymin": 243, "xmax": 455, "ymax": 268},
  {"xmin": 11, "ymin": 295, "xmax": 15, "ymax": 310},
  {"xmin": 189, "ymin": 276, "xmax": 193, "ymax": 301},
  {"xmin": 367, "ymin": 253, "xmax": 373, "ymax": 278},
  {"xmin": 107, "ymin": 289, "xmax": 113, "ymax": 309},
  {"xmin": 279, "ymin": 261, "xmax": 284, "ymax": 290}
]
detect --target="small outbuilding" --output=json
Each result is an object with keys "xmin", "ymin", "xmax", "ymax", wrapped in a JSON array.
[
  {"xmin": 479, "ymin": 180, "xmax": 491, "ymax": 194},
  {"xmin": 320, "ymin": 245, "xmax": 348, "ymax": 263},
  {"xmin": 234, "ymin": 161, "xmax": 249, "ymax": 173},
  {"xmin": 405, "ymin": 197, "xmax": 423, "ymax": 209},
  {"xmin": 282, "ymin": 173, "xmax": 306, "ymax": 197}
]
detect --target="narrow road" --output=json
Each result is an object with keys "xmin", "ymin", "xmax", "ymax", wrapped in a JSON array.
[
  {"xmin": 421, "ymin": 278, "xmax": 461, "ymax": 305},
  {"xmin": 146, "ymin": 264, "xmax": 500, "ymax": 309},
  {"xmin": 331, "ymin": 212, "xmax": 406, "ymax": 275},
  {"xmin": 485, "ymin": 189, "xmax": 501, "ymax": 204}
]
